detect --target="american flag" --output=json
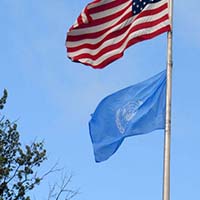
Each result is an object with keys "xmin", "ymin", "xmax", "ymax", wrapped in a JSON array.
[{"xmin": 66, "ymin": 0, "xmax": 171, "ymax": 69}]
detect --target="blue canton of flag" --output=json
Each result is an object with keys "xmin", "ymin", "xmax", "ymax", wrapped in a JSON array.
[
  {"xmin": 89, "ymin": 70, "xmax": 166, "ymax": 162},
  {"xmin": 132, "ymin": 0, "xmax": 162, "ymax": 15}
]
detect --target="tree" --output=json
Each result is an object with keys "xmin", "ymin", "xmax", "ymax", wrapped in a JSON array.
[{"xmin": 0, "ymin": 90, "xmax": 78, "ymax": 200}]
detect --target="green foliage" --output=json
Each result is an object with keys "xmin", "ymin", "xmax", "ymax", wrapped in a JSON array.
[
  {"xmin": 0, "ymin": 90, "xmax": 78, "ymax": 200},
  {"xmin": 0, "ymin": 89, "xmax": 7, "ymax": 110},
  {"xmin": 0, "ymin": 90, "xmax": 47, "ymax": 200}
]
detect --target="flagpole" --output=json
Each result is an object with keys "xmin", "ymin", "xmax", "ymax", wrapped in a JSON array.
[{"xmin": 163, "ymin": 0, "xmax": 173, "ymax": 200}]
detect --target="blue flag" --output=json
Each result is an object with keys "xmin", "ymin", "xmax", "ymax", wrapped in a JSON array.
[{"xmin": 89, "ymin": 70, "xmax": 166, "ymax": 162}]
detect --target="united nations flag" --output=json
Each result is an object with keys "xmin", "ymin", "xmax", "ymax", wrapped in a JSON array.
[{"xmin": 89, "ymin": 70, "xmax": 166, "ymax": 162}]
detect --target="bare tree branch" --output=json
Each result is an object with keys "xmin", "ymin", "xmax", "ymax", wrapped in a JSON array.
[{"xmin": 47, "ymin": 173, "xmax": 79, "ymax": 200}]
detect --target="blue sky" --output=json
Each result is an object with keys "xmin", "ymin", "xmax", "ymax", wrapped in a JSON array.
[{"xmin": 1, "ymin": 0, "xmax": 200, "ymax": 199}]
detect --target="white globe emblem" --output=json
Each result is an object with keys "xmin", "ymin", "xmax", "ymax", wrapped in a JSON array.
[{"xmin": 115, "ymin": 100, "xmax": 143, "ymax": 134}]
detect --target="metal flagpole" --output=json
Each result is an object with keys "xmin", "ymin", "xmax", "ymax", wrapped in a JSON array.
[{"xmin": 162, "ymin": 0, "xmax": 173, "ymax": 200}]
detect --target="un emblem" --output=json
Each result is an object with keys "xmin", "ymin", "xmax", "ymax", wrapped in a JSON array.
[{"xmin": 115, "ymin": 100, "xmax": 143, "ymax": 134}]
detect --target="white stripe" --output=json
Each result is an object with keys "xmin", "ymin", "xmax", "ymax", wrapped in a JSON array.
[
  {"xmin": 68, "ymin": 5, "xmax": 132, "ymax": 36},
  {"xmin": 81, "ymin": 11, "xmax": 89, "ymax": 24},
  {"xmin": 90, "ymin": 1, "xmax": 131, "ymax": 20},
  {"xmin": 68, "ymin": 1, "xmax": 168, "ymax": 36},
  {"xmin": 72, "ymin": 8, "xmax": 88, "ymax": 28},
  {"xmin": 91, "ymin": 0, "xmax": 167, "ymax": 20},
  {"xmin": 73, "ymin": 19, "xmax": 79, "ymax": 28},
  {"xmin": 143, "ymin": 0, "xmax": 168, "ymax": 11},
  {"xmin": 67, "ymin": 8, "xmax": 168, "ymax": 48},
  {"xmin": 69, "ymin": 19, "xmax": 169, "ymax": 66},
  {"xmin": 71, "ymin": 0, "xmax": 168, "ymax": 29},
  {"xmin": 69, "ymin": 0, "xmax": 167, "ymax": 36},
  {"xmin": 87, "ymin": 0, "xmax": 116, "ymax": 10}
]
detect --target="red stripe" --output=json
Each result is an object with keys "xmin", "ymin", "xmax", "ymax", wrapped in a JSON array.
[
  {"xmin": 77, "ymin": 15, "xmax": 83, "ymax": 26},
  {"xmin": 67, "ymin": 14, "xmax": 169, "ymax": 52},
  {"xmin": 99, "ymin": 3, "xmax": 168, "ymax": 30},
  {"xmin": 89, "ymin": 0, "xmax": 130, "ymax": 14},
  {"xmin": 126, "ymin": 25, "xmax": 171, "ymax": 49},
  {"xmin": 73, "ymin": 1, "xmax": 132, "ymax": 29},
  {"xmin": 68, "ymin": 25, "xmax": 170, "ymax": 69},
  {"xmin": 68, "ymin": 52, "xmax": 123, "ymax": 69},
  {"xmin": 66, "ymin": 0, "xmax": 170, "ymax": 68},
  {"xmin": 67, "ymin": 3, "xmax": 167, "ymax": 40},
  {"xmin": 70, "ymin": 25, "xmax": 170, "ymax": 65},
  {"xmin": 136, "ymin": 3, "xmax": 168, "ymax": 19},
  {"xmin": 67, "ymin": 12, "xmax": 131, "ymax": 41}
]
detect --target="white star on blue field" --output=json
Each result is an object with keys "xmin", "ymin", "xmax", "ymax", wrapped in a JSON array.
[{"xmin": 132, "ymin": 0, "xmax": 161, "ymax": 15}]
